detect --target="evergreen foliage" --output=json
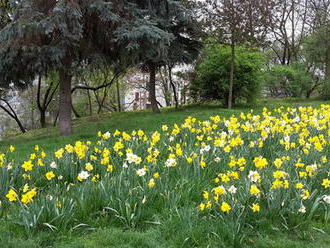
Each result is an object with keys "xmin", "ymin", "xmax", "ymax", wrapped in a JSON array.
[
  {"xmin": 129, "ymin": 0, "xmax": 201, "ymax": 113},
  {"xmin": 0, "ymin": 0, "xmax": 180, "ymax": 135}
]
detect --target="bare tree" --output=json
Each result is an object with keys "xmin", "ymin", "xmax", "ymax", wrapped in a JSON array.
[
  {"xmin": 0, "ymin": 90, "xmax": 26, "ymax": 133},
  {"xmin": 36, "ymin": 75, "xmax": 59, "ymax": 128},
  {"xmin": 72, "ymin": 68, "xmax": 124, "ymax": 115},
  {"xmin": 305, "ymin": 0, "xmax": 330, "ymax": 80},
  {"xmin": 268, "ymin": 0, "xmax": 312, "ymax": 65},
  {"xmin": 199, "ymin": 0, "xmax": 274, "ymax": 108}
]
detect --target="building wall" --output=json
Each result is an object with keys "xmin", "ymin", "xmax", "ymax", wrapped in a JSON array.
[{"xmin": 123, "ymin": 71, "xmax": 167, "ymax": 111}]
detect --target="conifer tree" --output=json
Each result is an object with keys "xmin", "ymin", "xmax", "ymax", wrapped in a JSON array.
[
  {"xmin": 119, "ymin": 0, "xmax": 201, "ymax": 113},
  {"xmin": 0, "ymin": 0, "xmax": 172, "ymax": 135}
]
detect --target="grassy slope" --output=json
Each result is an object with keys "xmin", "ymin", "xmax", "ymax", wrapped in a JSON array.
[
  {"xmin": 2, "ymin": 98, "xmax": 327, "ymax": 160},
  {"xmin": 2, "ymin": 98, "xmax": 330, "ymax": 248}
]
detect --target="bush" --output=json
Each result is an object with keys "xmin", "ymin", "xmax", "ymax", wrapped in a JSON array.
[
  {"xmin": 320, "ymin": 79, "xmax": 330, "ymax": 100},
  {"xmin": 190, "ymin": 45, "xmax": 264, "ymax": 106},
  {"xmin": 264, "ymin": 63, "xmax": 314, "ymax": 98}
]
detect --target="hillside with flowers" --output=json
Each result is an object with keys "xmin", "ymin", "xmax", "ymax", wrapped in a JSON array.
[
  {"xmin": 0, "ymin": 0, "xmax": 329, "ymax": 247},
  {"xmin": 2, "ymin": 102, "xmax": 330, "ymax": 247}
]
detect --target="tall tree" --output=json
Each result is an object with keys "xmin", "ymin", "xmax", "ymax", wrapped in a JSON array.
[
  {"xmin": 36, "ymin": 73, "xmax": 59, "ymax": 128},
  {"xmin": 199, "ymin": 0, "xmax": 274, "ymax": 108},
  {"xmin": 268, "ymin": 0, "xmax": 310, "ymax": 65},
  {"xmin": 0, "ymin": 0, "xmax": 171, "ymax": 135},
  {"xmin": 305, "ymin": 0, "xmax": 330, "ymax": 80},
  {"xmin": 122, "ymin": 0, "xmax": 201, "ymax": 113}
]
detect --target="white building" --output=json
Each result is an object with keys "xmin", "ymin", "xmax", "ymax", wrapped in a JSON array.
[
  {"xmin": 123, "ymin": 66, "xmax": 191, "ymax": 111},
  {"xmin": 123, "ymin": 69, "xmax": 168, "ymax": 111}
]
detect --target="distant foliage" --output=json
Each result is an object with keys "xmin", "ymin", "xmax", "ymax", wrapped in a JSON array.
[
  {"xmin": 264, "ymin": 64, "xmax": 314, "ymax": 98},
  {"xmin": 320, "ymin": 79, "xmax": 330, "ymax": 100},
  {"xmin": 190, "ymin": 45, "xmax": 264, "ymax": 106}
]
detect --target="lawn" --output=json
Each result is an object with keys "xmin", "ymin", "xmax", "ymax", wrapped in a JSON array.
[
  {"xmin": 1, "ymin": 98, "xmax": 327, "ymax": 160},
  {"xmin": 1, "ymin": 98, "xmax": 330, "ymax": 248}
]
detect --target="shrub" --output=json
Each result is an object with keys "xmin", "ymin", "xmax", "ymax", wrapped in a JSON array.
[
  {"xmin": 320, "ymin": 79, "xmax": 330, "ymax": 100},
  {"xmin": 264, "ymin": 63, "xmax": 314, "ymax": 98},
  {"xmin": 190, "ymin": 45, "xmax": 264, "ymax": 106}
]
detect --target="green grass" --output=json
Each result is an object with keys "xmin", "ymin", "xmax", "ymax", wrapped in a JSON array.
[
  {"xmin": 2, "ymin": 98, "xmax": 330, "ymax": 248},
  {"xmin": 2, "ymin": 220, "xmax": 330, "ymax": 248},
  {"xmin": 1, "ymin": 104, "xmax": 239, "ymax": 161},
  {"xmin": 1, "ymin": 98, "xmax": 328, "ymax": 161}
]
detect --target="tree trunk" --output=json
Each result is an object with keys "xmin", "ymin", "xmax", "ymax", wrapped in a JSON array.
[
  {"xmin": 0, "ymin": 100, "xmax": 26, "ymax": 133},
  {"xmin": 116, "ymin": 80, "xmax": 121, "ymax": 112},
  {"xmin": 72, "ymin": 103, "xmax": 81, "ymax": 118},
  {"xmin": 95, "ymin": 90, "xmax": 104, "ymax": 114},
  {"xmin": 228, "ymin": 42, "xmax": 235, "ymax": 109},
  {"xmin": 31, "ymin": 104, "xmax": 35, "ymax": 129},
  {"xmin": 163, "ymin": 84, "xmax": 172, "ymax": 107},
  {"xmin": 148, "ymin": 63, "xmax": 160, "ymax": 113},
  {"xmin": 291, "ymin": 0, "xmax": 296, "ymax": 62},
  {"xmin": 168, "ymin": 65, "xmax": 178, "ymax": 109},
  {"xmin": 182, "ymin": 87, "xmax": 186, "ymax": 105},
  {"xmin": 87, "ymin": 90, "xmax": 92, "ymax": 115},
  {"xmin": 16, "ymin": 117, "xmax": 26, "ymax": 133},
  {"xmin": 53, "ymin": 111, "xmax": 59, "ymax": 126},
  {"xmin": 36, "ymin": 74, "xmax": 47, "ymax": 128},
  {"xmin": 40, "ymin": 110, "xmax": 46, "ymax": 128},
  {"xmin": 99, "ymin": 87, "xmax": 108, "ymax": 113},
  {"xmin": 159, "ymin": 68, "xmax": 171, "ymax": 107},
  {"xmin": 326, "ymin": 43, "xmax": 330, "ymax": 81},
  {"xmin": 59, "ymin": 69, "xmax": 72, "ymax": 136}
]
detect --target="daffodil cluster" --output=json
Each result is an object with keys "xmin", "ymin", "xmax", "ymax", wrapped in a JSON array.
[{"xmin": 1, "ymin": 105, "xmax": 330, "ymax": 231}]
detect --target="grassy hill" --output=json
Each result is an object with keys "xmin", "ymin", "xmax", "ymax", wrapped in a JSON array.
[
  {"xmin": 2, "ymin": 98, "xmax": 330, "ymax": 248},
  {"xmin": 1, "ymin": 98, "xmax": 328, "ymax": 160}
]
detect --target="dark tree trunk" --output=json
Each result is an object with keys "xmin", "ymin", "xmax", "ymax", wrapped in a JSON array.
[
  {"xmin": 36, "ymin": 74, "xmax": 47, "ymax": 128},
  {"xmin": 59, "ymin": 69, "xmax": 72, "ymax": 136},
  {"xmin": 305, "ymin": 78, "xmax": 322, "ymax": 99},
  {"xmin": 168, "ymin": 64, "xmax": 178, "ymax": 109},
  {"xmin": 16, "ymin": 117, "xmax": 26, "ymax": 133},
  {"xmin": 53, "ymin": 111, "xmax": 59, "ymax": 126},
  {"xmin": 148, "ymin": 63, "xmax": 160, "ymax": 113},
  {"xmin": 72, "ymin": 103, "xmax": 81, "ymax": 118},
  {"xmin": 99, "ymin": 87, "xmax": 108, "ymax": 113},
  {"xmin": 40, "ymin": 111, "xmax": 46, "ymax": 128},
  {"xmin": 228, "ymin": 42, "xmax": 235, "ymax": 109},
  {"xmin": 36, "ymin": 74, "xmax": 59, "ymax": 129},
  {"xmin": 87, "ymin": 90, "xmax": 93, "ymax": 115},
  {"xmin": 116, "ymin": 80, "xmax": 121, "ymax": 112},
  {"xmin": 281, "ymin": 46, "xmax": 287, "ymax": 65},
  {"xmin": 94, "ymin": 91, "xmax": 103, "ymax": 114},
  {"xmin": 0, "ymin": 99, "xmax": 26, "ymax": 133}
]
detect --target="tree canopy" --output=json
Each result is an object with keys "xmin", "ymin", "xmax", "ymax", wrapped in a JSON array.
[{"xmin": 0, "ymin": 0, "xmax": 177, "ymax": 135}]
